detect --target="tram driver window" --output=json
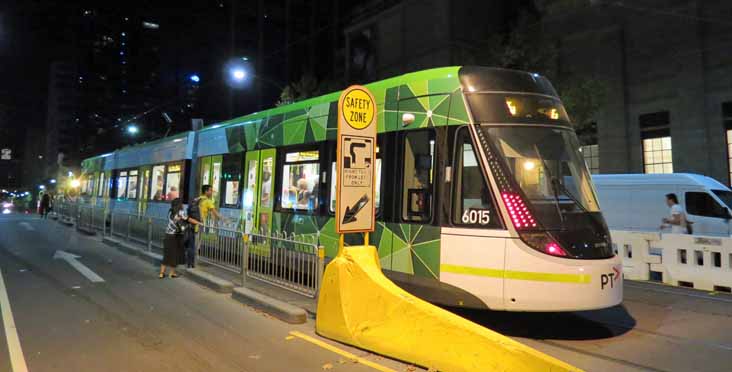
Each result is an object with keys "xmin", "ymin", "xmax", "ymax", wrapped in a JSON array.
[
  {"xmin": 402, "ymin": 130, "xmax": 434, "ymax": 222},
  {"xmin": 280, "ymin": 150, "xmax": 320, "ymax": 212},
  {"xmin": 453, "ymin": 129, "xmax": 501, "ymax": 228}
]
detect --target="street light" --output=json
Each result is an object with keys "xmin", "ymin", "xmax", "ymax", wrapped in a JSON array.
[
  {"xmin": 127, "ymin": 124, "xmax": 139, "ymax": 135},
  {"xmin": 38, "ymin": 185, "xmax": 45, "ymax": 190},
  {"xmin": 70, "ymin": 179, "xmax": 81, "ymax": 188},
  {"xmin": 189, "ymin": 74, "xmax": 200, "ymax": 83},
  {"xmin": 50, "ymin": 179, "xmax": 57, "ymax": 184},
  {"xmin": 230, "ymin": 68, "xmax": 247, "ymax": 82}
]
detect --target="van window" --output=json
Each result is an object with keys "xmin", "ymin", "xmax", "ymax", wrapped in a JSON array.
[
  {"xmin": 712, "ymin": 190, "xmax": 732, "ymax": 209},
  {"xmin": 686, "ymin": 192, "xmax": 728, "ymax": 218}
]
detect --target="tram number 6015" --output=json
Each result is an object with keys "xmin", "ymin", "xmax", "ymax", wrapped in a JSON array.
[{"xmin": 462, "ymin": 209, "xmax": 490, "ymax": 225}]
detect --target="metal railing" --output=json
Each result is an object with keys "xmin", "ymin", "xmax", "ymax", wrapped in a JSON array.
[
  {"xmin": 76, "ymin": 205, "xmax": 107, "ymax": 234},
  {"xmin": 109, "ymin": 212, "xmax": 168, "ymax": 253},
  {"xmin": 244, "ymin": 230, "xmax": 324, "ymax": 298},
  {"xmin": 56, "ymin": 203, "xmax": 326, "ymax": 298},
  {"xmin": 197, "ymin": 224, "xmax": 244, "ymax": 273}
]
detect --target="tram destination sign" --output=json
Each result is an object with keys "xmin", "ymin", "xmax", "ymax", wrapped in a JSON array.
[{"xmin": 336, "ymin": 85, "xmax": 377, "ymax": 234}]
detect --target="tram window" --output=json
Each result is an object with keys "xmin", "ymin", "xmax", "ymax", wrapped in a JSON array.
[
  {"xmin": 97, "ymin": 172, "xmax": 104, "ymax": 196},
  {"xmin": 221, "ymin": 154, "xmax": 243, "ymax": 208},
  {"xmin": 150, "ymin": 165, "xmax": 166, "ymax": 201},
  {"xmin": 127, "ymin": 170, "xmax": 139, "ymax": 199},
  {"xmin": 165, "ymin": 164, "xmax": 182, "ymax": 200},
  {"xmin": 97, "ymin": 172, "xmax": 105, "ymax": 197},
  {"xmin": 453, "ymin": 129, "xmax": 500, "ymax": 228},
  {"xmin": 402, "ymin": 130, "xmax": 434, "ymax": 222},
  {"xmin": 140, "ymin": 169, "xmax": 150, "ymax": 201},
  {"xmin": 280, "ymin": 150, "xmax": 320, "ymax": 212},
  {"xmin": 116, "ymin": 171, "xmax": 128, "ymax": 199},
  {"xmin": 261, "ymin": 156, "xmax": 274, "ymax": 208}
]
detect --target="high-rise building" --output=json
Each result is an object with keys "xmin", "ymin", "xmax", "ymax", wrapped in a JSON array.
[{"xmin": 44, "ymin": 61, "xmax": 79, "ymax": 180}]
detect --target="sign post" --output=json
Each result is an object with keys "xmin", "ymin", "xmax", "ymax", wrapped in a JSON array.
[{"xmin": 336, "ymin": 85, "xmax": 377, "ymax": 249}]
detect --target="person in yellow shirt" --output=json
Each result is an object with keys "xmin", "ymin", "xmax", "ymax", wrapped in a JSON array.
[{"xmin": 186, "ymin": 185, "xmax": 227, "ymax": 268}]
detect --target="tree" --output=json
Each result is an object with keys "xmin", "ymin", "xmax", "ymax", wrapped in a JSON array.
[
  {"xmin": 556, "ymin": 77, "xmax": 608, "ymax": 143},
  {"xmin": 276, "ymin": 74, "xmax": 343, "ymax": 106},
  {"xmin": 485, "ymin": 9, "xmax": 607, "ymax": 141}
]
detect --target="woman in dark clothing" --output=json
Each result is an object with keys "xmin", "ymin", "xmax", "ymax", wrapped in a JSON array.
[
  {"xmin": 159, "ymin": 198, "xmax": 200, "ymax": 278},
  {"xmin": 40, "ymin": 193, "xmax": 51, "ymax": 218}
]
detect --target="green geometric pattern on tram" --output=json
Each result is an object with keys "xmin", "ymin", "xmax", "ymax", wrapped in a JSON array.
[
  {"xmin": 308, "ymin": 116, "xmax": 327, "ymax": 142},
  {"xmin": 244, "ymin": 119, "xmax": 260, "ymax": 150},
  {"xmin": 225, "ymin": 125, "xmax": 246, "ymax": 152},
  {"xmin": 319, "ymin": 218, "xmax": 340, "ymax": 258},
  {"xmin": 259, "ymin": 114, "xmax": 284, "ymax": 147},
  {"xmin": 388, "ymin": 223, "xmax": 441, "ymax": 279},
  {"xmin": 448, "ymin": 91, "xmax": 470, "ymax": 124},
  {"xmin": 284, "ymin": 119, "xmax": 306, "ymax": 146}
]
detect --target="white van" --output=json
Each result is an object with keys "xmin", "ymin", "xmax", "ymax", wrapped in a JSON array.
[{"xmin": 592, "ymin": 173, "xmax": 732, "ymax": 236}]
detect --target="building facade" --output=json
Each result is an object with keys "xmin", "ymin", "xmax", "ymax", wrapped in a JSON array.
[{"xmin": 543, "ymin": 0, "xmax": 732, "ymax": 185}]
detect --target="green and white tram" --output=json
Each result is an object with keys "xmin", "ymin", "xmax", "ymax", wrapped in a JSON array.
[{"xmin": 80, "ymin": 66, "xmax": 622, "ymax": 311}]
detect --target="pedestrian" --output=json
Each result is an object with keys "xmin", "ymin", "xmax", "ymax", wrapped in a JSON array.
[
  {"xmin": 40, "ymin": 193, "xmax": 51, "ymax": 219},
  {"xmin": 661, "ymin": 193, "xmax": 692, "ymax": 234},
  {"xmin": 184, "ymin": 185, "xmax": 228, "ymax": 268},
  {"xmin": 160, "ymin": 198, "xmax": 200, "ymax": 278}
]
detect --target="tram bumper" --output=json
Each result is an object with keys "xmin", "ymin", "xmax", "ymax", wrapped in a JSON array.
[{"xmin": 503, "ymin": 240, "xmax": 623, "ymax": 312}]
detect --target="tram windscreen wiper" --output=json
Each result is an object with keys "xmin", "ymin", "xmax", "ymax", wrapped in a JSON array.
[
  {"xmin": 533, "ymin": 145, "xmax": 602, "ymax": 231},
  {"xmin": 533, "ymin": 145, "xmax": 566, "ymax": 230}
]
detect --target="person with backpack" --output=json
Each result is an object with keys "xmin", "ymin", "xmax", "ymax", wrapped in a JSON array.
[
  {"xmin": 160, "ymin": 198, "xmax": 200, "ymax": 278},
  {"xmin": 185, "ymin": 185, "xmax": 227, "ymax": 268}
]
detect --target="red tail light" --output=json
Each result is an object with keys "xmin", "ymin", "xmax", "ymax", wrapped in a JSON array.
[
  {"xmin": 545, "ymin": 242, "xmax": 568, "ymax": 257},
  {"xmin": 501, "ymin": 192, "xmax": 537, "ymax": 229}
]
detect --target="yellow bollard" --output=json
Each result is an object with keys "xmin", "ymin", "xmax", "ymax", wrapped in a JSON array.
[{"xmin": 316, "ymin": 246, "xmax": 583, "ymax": 372}]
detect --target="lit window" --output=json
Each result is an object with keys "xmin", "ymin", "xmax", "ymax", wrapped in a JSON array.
[
  {"xmin": 97, "ymin": 172, "xmax": 105, "ymax": 197},
  {"xmin": 165, "ymin": 164, "xmax": 182, "ymax": 201},
  {"xmin": 150, "ymin": 165, "xmax": 165, "ymax": 200},
  {"xmin": 280, "ymin": 150, "xmax": 320, "ymax": 211},
  {"xmin": 643, "ymin": 137, "xmax": 673, "ymax": 174},
  {"xmin": 126, "ymin": 170, "xmax": 138, "ymax": 199},
  {"xmin": 581, "ymin": 144, "xmax": 599, "ymax": 174},
  {"xmin": 117, "ymin": 171, "xmax": 128, "ymax": 198}
]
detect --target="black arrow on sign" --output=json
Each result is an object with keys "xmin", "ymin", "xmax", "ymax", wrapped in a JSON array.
[{"xmin": 342, "ymin": 194, "xmax": 370, "ymax": 224}]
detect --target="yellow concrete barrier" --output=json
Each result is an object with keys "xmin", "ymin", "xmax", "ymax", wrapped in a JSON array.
[{"xmin": 316, "ymin": 246, "xmax": 583, "ymax": 372}]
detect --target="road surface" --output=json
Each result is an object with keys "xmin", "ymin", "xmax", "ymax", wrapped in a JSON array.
[{"xmin": 0, "ymin": 213, "xmax": 418, "ymax": 372}]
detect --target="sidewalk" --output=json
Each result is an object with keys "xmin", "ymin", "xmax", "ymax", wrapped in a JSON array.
[{"xmin": 99, "ymin": 234, "xmax": 316, "ymax": 323}]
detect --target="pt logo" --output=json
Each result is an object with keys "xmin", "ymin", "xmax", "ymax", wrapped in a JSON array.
[{"xmin": 601, "ymin": 266, "xmax": 622, "ymax": 290}]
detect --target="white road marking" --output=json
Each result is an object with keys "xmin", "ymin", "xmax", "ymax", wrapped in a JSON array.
[
  {"xmin": 17, "ymin": 222, "xmax": 33, "ymax": 232},
  {"xmin": 53, "ymin": 251, "xmax": 105, "ymax": 283},
  {"xmin": 0, "ymin": 267, "xmax": 30, "ymax": 372}
]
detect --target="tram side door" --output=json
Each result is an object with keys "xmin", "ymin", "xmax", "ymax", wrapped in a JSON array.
[
  {"xmin": 242, "ymin": 149, "xmax": 276, "ymax": 235},
  {"xmin": 439, "ymin": 127, "xmax": 507, "ymax": 310}
]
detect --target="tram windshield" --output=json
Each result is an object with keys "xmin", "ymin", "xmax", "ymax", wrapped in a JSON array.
[{"xmin": 482, "ymin": 125, "xmax": 601, "ymax": 230}]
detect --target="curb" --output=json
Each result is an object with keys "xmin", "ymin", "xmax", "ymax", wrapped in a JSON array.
[
  {"xmin": 231, "ymin": 287, "xmax": 307, "ymax": 324},
  {"xmin": 76, "ymin": 226, "xmax": 97, "ymax": 236},
  {"xmin": 139, "ymin": 250, "xmax": 163, "ymax": 266},
  {"xmin": 185, "ymin": 268, "xmax": 235, "ymax": 293}
]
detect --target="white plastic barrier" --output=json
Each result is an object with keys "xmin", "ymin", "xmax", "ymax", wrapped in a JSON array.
[{"xmin": 611, "ymin": 230, "xmax": 732, "ymax": 293}]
